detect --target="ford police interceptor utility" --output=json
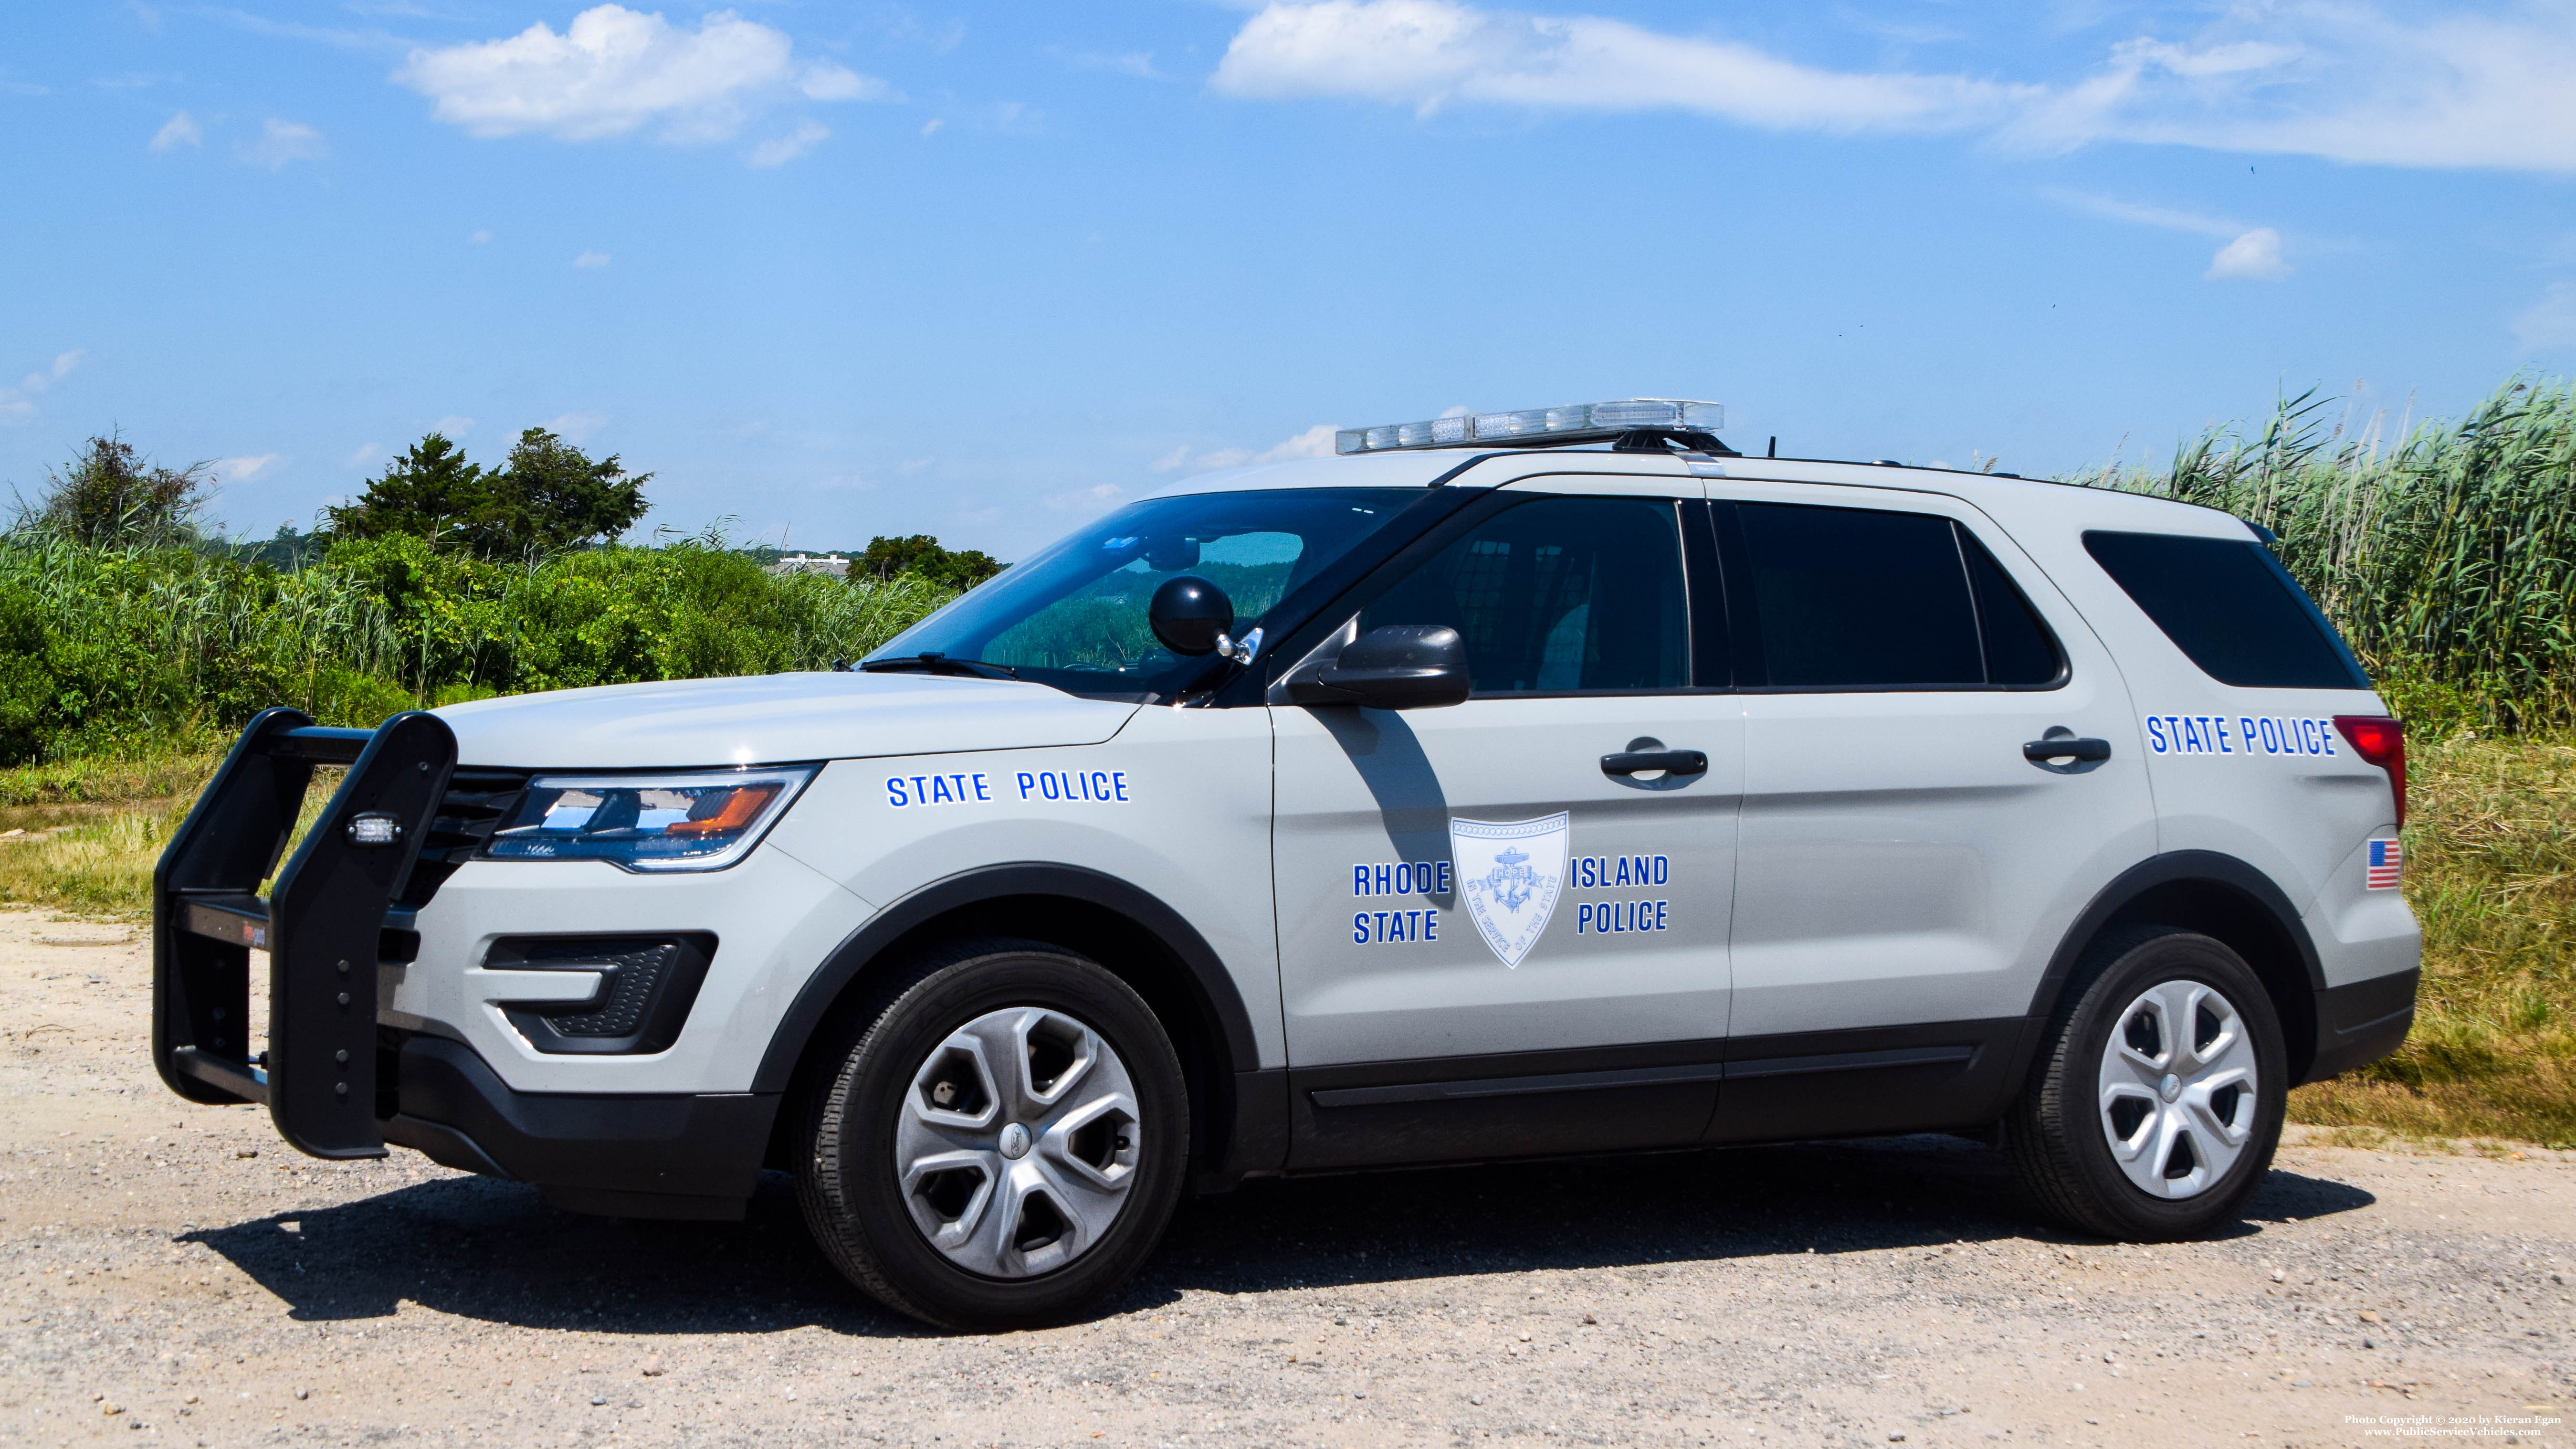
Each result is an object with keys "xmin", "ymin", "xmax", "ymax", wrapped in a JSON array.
[{"xmin": 150, "ymin": 399, "xmax": 2419, "ymax": 1329}]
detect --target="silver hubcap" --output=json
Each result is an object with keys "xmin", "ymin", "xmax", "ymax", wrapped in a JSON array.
[
  {"xmin": 2097, "ymin": 980, "xmax": 2259, "ymax": 1199},
  {"xmin": 893, "ymin": 1007, "xmax": 1142, "ymax": 1279}
]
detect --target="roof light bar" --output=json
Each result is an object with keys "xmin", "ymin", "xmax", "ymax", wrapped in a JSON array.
[{"xmin": 1337, "ymin": 399, "xmax": 1724, "ymax": 455}]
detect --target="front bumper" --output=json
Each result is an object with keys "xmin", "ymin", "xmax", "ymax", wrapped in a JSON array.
[
  {"xmin": 384, "ymin": 1034, "xmax": 775, "ymax": 1219},
  {"xmin": 151, "ymin": 709, "xmax": 812, "ymax": 1216}
]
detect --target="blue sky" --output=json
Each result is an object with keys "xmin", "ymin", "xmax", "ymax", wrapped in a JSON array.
[{"xmin": 5, "ymin": 1, "xmax": 2574, "ymax": 559}]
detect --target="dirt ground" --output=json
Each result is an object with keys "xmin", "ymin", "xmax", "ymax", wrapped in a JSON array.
[{"xmin": 2, "ymin": 908, "xmax": 2569, "ymax": 1449}]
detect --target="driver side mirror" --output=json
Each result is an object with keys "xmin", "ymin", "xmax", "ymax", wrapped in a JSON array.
[{"xmin": 1284, "ymin": 624, "xmax": 1472, "ymax": 710}]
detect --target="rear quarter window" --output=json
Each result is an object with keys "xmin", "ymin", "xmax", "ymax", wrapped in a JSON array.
[{"xmin": 2082, "ymin": 529, "xmax": 2368, "ymax": 689}]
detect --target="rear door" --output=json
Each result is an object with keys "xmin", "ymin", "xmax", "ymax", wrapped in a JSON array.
[
  {"xmin": 1268, "ymin": 473, "xmax": 1744, "ymax": 1168},
  {"xmin": 1707, "ymin": 482, "xmax": 2156, "ymax": 1142}
]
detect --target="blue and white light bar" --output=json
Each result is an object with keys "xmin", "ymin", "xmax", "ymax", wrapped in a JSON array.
[{"xmin": 1335, "ymin": 399, "xmax": 1725, "ymax": 455}]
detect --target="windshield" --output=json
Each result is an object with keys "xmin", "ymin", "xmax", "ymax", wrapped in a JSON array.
[{"xmin": 867, "ymin": 487, "xmax": 1408, "ymax": 699}]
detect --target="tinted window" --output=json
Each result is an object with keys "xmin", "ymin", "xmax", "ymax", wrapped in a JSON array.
[
  {"xmin": 1361, "ymin": 496, "xmax": 1689, "ymax": 693},
  {"xmin": 2083, "ymin": 531, "xmax": 2367, "ymax": 689},
  {"xmin": 1962, "ymin": 530, "xmax": 2065, "ymax": 686},
  {"xmin": 1738, "ymin": 503, "xmax": 1984, "ymax": 687}
]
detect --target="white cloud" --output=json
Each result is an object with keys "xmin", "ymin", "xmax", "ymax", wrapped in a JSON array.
[
  {"xmin": 799, "ymin": 63, "xmax": 894, "ymax": 102},
  {"xmin": 2205, "ymin": 227, "xmax": 2291, "ymax": 280},
  {"xmin": 148, "ymin": 110, "xmax": 201, "ymax": 151},
  {"xmin": 467, "ymin": 228, "xmax": 492, "ymax": 244},
  {"xmin": 2006, "ymin": 7, "xmax": 2576, "ymax": 172},
  {"xmin": 394, "ymin": 4, "xmax": 891, "ymax": 146},
  {"xmin": 432, "ymin": 415, "xmax": 473, "ymax": 436},
  {"xmin": 1046, "ymin": 482, "xmax": 1127, "ymax": 510},
  {"xmin": 2041, "ymin": 187, "xmax": 2241, "ymax": 239},
  {"xmin": 1216, "ymin": 0, "xmax": 2576, "ymax": 174},
  {"xmin": 573, "ymin": 250, "xmax": 611, "ymax": 268},
  {"xmin": 544, "ymin": 411, "xmax": 608, "ymax": 443},
  {"xmin": 1213, "ymin": 0, "xmax": 2026, "ymax": 131},
  {"xmin": 345, "ymin": 443, "xmax": 381, "ymax": 468},
  {"xmin": 2513, "ymin": 282, "xmax": 2576, "ymax": 351},
  {"xmin": 2043, "ymin": 188, "xmax": 2296, "ymax": 279},
  {"xmin": 749, "ymin": 118, "xmax": 829, "ymax": 167},
  {"xmin": 215, "ymin": 453, "xmax": 281, "ymax": 483},
  {"xmin": 237, "ymin": 118, "xmax": 325, "ymax": 169},
  {"xmin": 1152, "ymin": 423, "xmax": 1344, "ymax": 475},
  {"xmin": 919, "ymin": 117, "xmax": 944, "ymax": 137},
  {"xmin": 0, "ymin": 350, "xmax": 84, "ymax": 426}
]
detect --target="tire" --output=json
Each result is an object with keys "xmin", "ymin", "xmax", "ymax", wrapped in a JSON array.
[
  {"xmin": 2005, "ymin": 927, "xmax": 2288, "ymax": 1240},
  {"xmin": 794, "ymin": 940, "xmax": 1190, "ymax": 1331}
]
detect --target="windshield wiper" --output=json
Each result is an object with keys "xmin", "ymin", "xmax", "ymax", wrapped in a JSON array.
[{"xmin": 858, "ymin": 652, "xmax": 1020, "ymax": 680}]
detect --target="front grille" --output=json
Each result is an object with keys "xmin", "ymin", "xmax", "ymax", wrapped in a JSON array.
[{"xmin": 397, "ymin": 766, "xmax": 533, "ymax": 908}]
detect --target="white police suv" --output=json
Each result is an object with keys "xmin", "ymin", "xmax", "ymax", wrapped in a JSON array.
[{"xmin": 152, "ymin": 400, "xmax": 2419, "ymax": 1329}]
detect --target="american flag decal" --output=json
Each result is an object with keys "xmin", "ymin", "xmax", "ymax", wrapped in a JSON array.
[{"xmin": 2365, "ymin": 838, "xmax": 2403, "ymax": 890}]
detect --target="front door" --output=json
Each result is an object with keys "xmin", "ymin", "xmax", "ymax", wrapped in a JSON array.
[
  {"xmin": 1269, "ymin": 476, "xmax": 1744, "ymax": 1168},
  {"xmin": 1706, "ymin": 482, "xmax": 2155, "ymax": 1142}
]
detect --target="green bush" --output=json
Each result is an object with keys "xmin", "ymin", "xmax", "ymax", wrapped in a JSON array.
[{"xmin": 0, "ymin": 532, "xmax": 953, "ymax": 765}]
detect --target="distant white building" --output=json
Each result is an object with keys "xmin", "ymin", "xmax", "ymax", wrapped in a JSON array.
[{"xmin": 769, "ymin": 553, "xmax": 851, "ymax": 579}]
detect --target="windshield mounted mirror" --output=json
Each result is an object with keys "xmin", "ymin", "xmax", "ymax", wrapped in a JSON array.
[{"xmin": 1148, "ymin": 575, "xmax": 1234, "ymax": 657}]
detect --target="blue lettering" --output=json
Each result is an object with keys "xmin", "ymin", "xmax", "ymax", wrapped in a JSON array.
[
  {"xmin": 886, "ymin": 778, "xmax": 909, "ymax": 808},
  {"xmin": 1040, "ymin": 773, "xmax": 1062, "ymax": 800},
  {"xmin": 972, "ymin": 773, "xmax": 991, "ymax": 801},
  {"xmin": 2215, "ymin": 718, "xmax": 2234, "ymax": 753},
  {"xmin": 1374, "ymin": 864, "xmax": 1393, "ymax": 895},
  {"xmin": 1353, "ymin": 913, "xmax": 1368, "ymax": 945},
  {"xmin": 1372, "ymin": 911, "xmax": 1389, "ymax": 940},
  {"xmin": 1577, "ymin": 903, "xmax": 1594, "ymax": 933},
  {"xmin": 929, "ymin": 775, "xmax": 955, "ymax": 804},
  {"xmin": 1016, "ymin": 772, "xmax": 1037, "ymax": 799},
  {"xmin": 1113, "ymin": 771, "xmax": 1130, "ymax": 801},
  {"xmin": 1655, "ymin": 900, "xmax": 1670, "ymax": 930},
  {"xmin": 1654, "ymin": 856, "xmax": 1669, "ymax": 885},
  {"xmin": 1353, "ymin": 865, "xmax": 1369, "ymax": 896},
  {"xmin": 909, "ymin": 774, "xmax": 930, "ymax": 801},
  {"xmin": 1437, "ymin": 862, "xmax": 1453, "ymax": 894},
  {"xmin": 1425, "ymin": 909, "xmax": 1438, "ymax": 941},
  {"xmin": 2145, "ymin": 717, "xmax": 2168, "ymax": 753}
]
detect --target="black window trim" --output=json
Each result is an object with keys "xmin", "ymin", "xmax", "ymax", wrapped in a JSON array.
[{"xmin": 1714, "ymin": 498, "xmax": 2071, "ymax": 696}]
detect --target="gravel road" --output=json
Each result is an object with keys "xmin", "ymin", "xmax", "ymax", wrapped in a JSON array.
[{"xmin": 2, "ymin": 908, "xmax": 2568, "ymax": 1449}]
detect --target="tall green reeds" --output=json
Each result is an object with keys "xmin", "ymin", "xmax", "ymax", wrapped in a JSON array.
[{"xmin": 2076, "ymin": 374, "xmax": 2576, "ymax": 731}]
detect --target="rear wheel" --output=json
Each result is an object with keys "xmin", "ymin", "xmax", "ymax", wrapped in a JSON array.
[
  {"xmin": 2006, "ymin": 927, "xmax": 2287, "ymax": 1239},
  {"xmin": 796, "ymin": 941, "xmax": 1189, "ymax": 1330}
]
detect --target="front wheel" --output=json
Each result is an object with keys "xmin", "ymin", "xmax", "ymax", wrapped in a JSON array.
[
  {"xmin": 2006, "ymin": 927, "xmax": 2287, "ymax": 1239},
  {"xmin": 795, "ymin": 941, "xmax": 1190, "ymax": 1330}
]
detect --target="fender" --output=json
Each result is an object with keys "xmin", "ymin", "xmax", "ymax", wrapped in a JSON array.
[
  {"xmin": 751, "ymin": 862, "xmax": 1265, "ymax": 1095},
  {"xmin": 2009, "ymin": 848, "xmax": 2326, "ymax": 1084}
]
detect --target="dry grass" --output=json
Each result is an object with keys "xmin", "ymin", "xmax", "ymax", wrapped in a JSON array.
[{"xmin": 2289, "ymin": 733, "xmax": 2576, "ymax": 1146}]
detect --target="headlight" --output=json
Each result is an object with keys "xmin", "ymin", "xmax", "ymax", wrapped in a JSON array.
[{"xmin": 481, "ymin": 765, "xmax": 817, "ymax": 872}]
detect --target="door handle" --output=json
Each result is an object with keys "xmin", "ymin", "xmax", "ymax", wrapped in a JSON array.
[
  {"xmin": 1601, "ymin": 749, "xmax": 1707, "ymax": 778},
  {"xmin": 2022, "ymin": 731, "xmax": 2111, "ymax": 773}
]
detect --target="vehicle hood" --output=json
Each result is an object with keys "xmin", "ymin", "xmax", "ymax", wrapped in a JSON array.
[{"xmin": 433, "ymin": 671, "xmax": 1140, "ymax": 770}]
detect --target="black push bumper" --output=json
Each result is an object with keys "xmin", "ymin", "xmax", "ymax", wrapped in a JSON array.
[
  {"xmin": 155, "ymin": 709, "xmax": 780, "ymax": 1217},
  {"xmin": 153, "ymin": 708, "xmax": 457, "ymax": 1159}
]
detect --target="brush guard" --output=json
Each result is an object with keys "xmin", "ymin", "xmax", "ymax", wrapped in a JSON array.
[{"xmin": 151, "ymin": 708, "xmax": 457, "ymax": 1159}]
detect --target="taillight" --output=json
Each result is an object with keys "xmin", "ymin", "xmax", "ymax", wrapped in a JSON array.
[{"xmin": 2334, "ymin": 715, "xmax": 2406, "ymax": 828}]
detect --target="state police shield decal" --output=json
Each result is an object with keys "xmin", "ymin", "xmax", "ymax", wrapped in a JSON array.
[{"xmin": 1450, "ymin": 814, "xmax": 1568, "ymax": 969}]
